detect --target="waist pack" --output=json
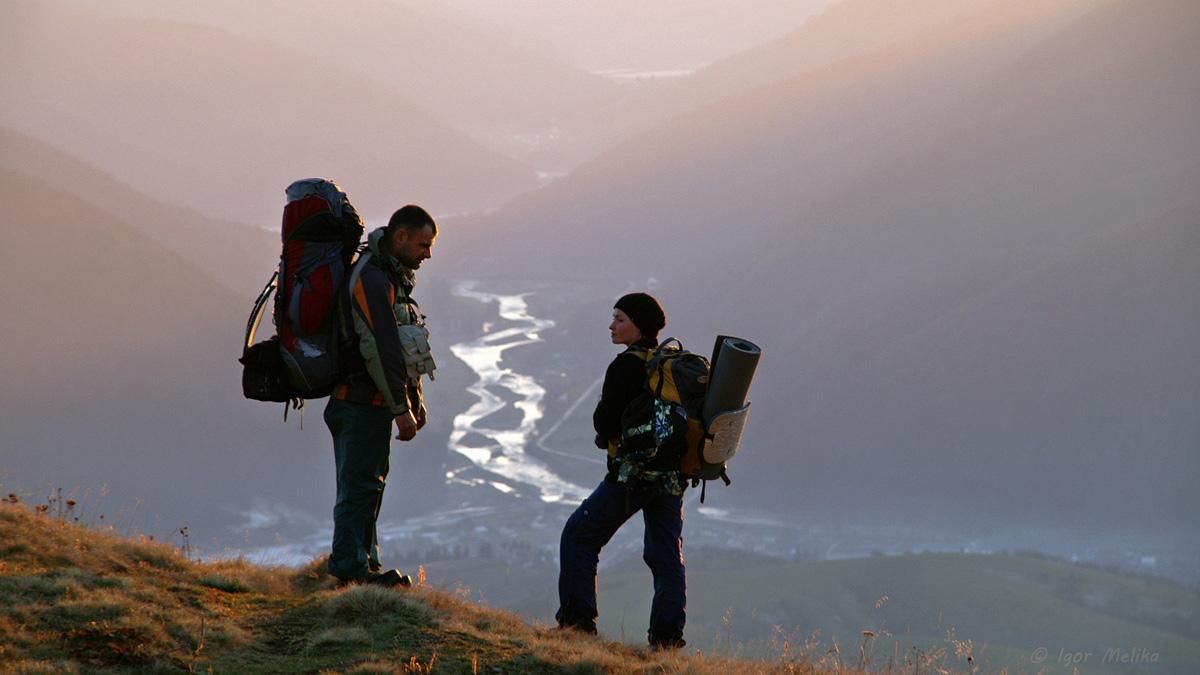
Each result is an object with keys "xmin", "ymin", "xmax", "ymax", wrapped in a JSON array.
[{"xmin": 240, "ymin": 179, "xmax": 363, "ymax": 408}]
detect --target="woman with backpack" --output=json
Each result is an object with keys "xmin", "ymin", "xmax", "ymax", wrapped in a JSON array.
[{"xmin": 555, "ymin": 292, "xmax": 687, "ymax": 650}]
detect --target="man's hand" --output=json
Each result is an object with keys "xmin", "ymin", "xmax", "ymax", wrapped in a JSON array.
[
  {"xmin": 415, "ymin": 403, "xmax": 428, "ymax": 431},
  {"xmin": 394, "ymin": 411, "xmax": 418, "ymax": 441}
]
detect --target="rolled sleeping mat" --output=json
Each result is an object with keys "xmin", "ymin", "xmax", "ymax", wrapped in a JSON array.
[
  {"xmin": 702, "ymin": 335, "xmax": 762, "ymax": 425},
  {"xmin": 704, "ymin": 402, "xmax": 751, "ymax": 465}
]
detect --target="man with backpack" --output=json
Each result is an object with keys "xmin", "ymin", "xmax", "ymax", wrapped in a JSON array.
[{"xmin": 325, "ymin": 205, "xmax": 438, "ymax": 587}]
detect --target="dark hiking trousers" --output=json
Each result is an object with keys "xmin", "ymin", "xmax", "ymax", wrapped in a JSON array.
[
  {"xmin": 325, "ymin": 398, "xmax": 392, "ymax": 581},
  {"xmin": 557, "ymin": 479, "xmax": 686, "ymax": 646}
]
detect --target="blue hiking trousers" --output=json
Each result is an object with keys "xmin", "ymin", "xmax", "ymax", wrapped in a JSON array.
[
  {"xmin": 325, "ymin": 397, "xmax": 393, "ymax": 581},
  {"xmin": 557, "ymin": 478, "xmax": 686, "ymax": 646}
]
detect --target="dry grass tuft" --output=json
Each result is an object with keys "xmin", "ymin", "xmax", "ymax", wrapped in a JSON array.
[
  {"xmin": 203, "ymin": 557, "xmax": 297, "ymax": 596},
  {"xmin": 323, "ymin": 585, "xmax": 438, "ymax": 627},
  {"xmin": 304, "ymin": 625, "xmax": 372, "ymax": 654},
  {"xmin": 290, "ymin": 555, "xmax": 341, "ymax": 595}
]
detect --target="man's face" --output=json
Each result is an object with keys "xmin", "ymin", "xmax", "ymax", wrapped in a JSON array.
[{"xmin": 388, "ymin": 224, "xmax": 437, "ymax": 269}]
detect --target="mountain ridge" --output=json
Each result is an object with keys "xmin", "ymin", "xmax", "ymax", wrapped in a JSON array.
[
  {"xmin": 75, "ymin": 0, "xmax": 619, "ymax": 167},
  {"xmin": 0, "ymin": 127, "xmax": 275, "ymax": 294},
  {"xmin": 0, "ymin": 0, "xmax": 539, "ymax": 225}
]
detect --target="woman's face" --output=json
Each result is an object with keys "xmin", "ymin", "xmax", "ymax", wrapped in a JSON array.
[{"xmin": 609, "ymin": 309, "xmax": 643, "ymax": 346}]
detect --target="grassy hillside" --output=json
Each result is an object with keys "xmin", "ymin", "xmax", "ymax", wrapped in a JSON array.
[
  {"xmin": 0, "ymin": 500, "xmax": 836, "ymax": 674},
  {"xmin": 4, "ymin": 498, "xmax": 1195, "ymax": 673}
]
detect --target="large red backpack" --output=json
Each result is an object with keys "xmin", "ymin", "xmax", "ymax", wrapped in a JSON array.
[{"xmin": 241, "ymin": 179, "xmax": 363, "ymax": 406}]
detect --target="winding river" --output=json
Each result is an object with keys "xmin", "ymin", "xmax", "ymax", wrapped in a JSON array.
[{"xmin": 446, "ymin": 281, "xmax": 591, "ymax": 504}]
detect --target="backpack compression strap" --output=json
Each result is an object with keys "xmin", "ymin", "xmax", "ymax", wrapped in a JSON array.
[{"xmin": 244, "ymin": 270, "xmax": 279, "ymax": 356}]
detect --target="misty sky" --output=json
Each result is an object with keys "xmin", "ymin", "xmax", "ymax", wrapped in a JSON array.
[{"xmin": 420, "ymin": 0, "xmax": 836, "ymax": 70}]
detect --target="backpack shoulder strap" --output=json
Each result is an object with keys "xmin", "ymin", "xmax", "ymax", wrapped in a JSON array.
[
  {"xmin": 638, "ymin": 345, "xmax": 674, "ymax": 398},
  {"xmin": 347, "ymin": 250, "xmax": 373, "ymax": 297},
  {"xmin": 627, "ymin": 346, "xmax": 653, "ymax": 361},
  {"xmin": 338, "ymin": 250, "xmax": 374, "ymax": 342}
]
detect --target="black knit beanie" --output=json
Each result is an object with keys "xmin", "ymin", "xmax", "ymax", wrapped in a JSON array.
[{"xmin": 614, "ymin": 292, "xmax": 666, "ymax": 343}]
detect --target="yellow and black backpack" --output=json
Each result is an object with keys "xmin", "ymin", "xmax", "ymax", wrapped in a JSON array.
[{"xmin": 618, "ymin": 338, "xmax": 731, "ymax": 496}]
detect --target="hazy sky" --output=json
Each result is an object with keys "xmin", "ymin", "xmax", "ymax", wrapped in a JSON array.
[{"xmin": 417, "ymin": 0, "xmax": 836, "ymax": 70}]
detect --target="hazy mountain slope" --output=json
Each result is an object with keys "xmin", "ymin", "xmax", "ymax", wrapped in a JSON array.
[
  {"xmin": 561, "ymin": 0, "xmax": 1102, "ymax": 166},
  {"xmin": 447, "ymin": 0, "xmax": 1111, "ymax": 274},
  {"xmin": 0, "ymin": 169, "xmax": 234, "ymax": 386},
  {"xmin": 79, "ymin": 0, "xmax": 618, "ymax": 167},
  {"xmin": 721, "ymin": 0, "xmax": 1200, "ymax": 522},
  {"xmin": 738, "ymin": 199, "xmax": 1200, "ymax": 525},
  {"xmin": 0, "ymin": 0, "xmax": 538, "ymax": 226},
  {"xmin": 0, "ymin": 127, "xmax": 275, "ymax": 294},
  {"xmin": 0, "ymin": 168, "xmax": 329, "ymax": 536},
  {"xmin": 690, "ymin": 0, "xmax": 1095, "ymax": 109},
  {"xmin": 441, "ymin": 0, "xmax": 1200, "ymax": 527}
]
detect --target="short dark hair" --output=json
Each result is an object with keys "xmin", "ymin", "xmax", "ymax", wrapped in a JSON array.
[{"xmin": 386, "ymin": 205, "xmax": 437, "ymax": 237}]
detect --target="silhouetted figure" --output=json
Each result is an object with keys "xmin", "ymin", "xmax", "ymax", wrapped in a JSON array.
[
  {"xmin": 557, "ymin": 292, "xmax": 687, "ymax": 649},
  {"xmin": 325, "ymin": 206, "xmax": 438, "ymax": 587}
]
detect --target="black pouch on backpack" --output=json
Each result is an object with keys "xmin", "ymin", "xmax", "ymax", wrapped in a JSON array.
[
  {"xmin": 619, "ymin": 392, "xmax": 659, "ymax": 461},
  {"xmin": 239, "ymin": 336, "xmax": 294, "ymax": 403},
  {"xmin": 619, "ymin": 391, "xmax": 688, "ymax": 464}
]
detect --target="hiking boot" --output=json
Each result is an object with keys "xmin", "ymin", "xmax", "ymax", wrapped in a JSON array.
[
  {"xmin": 334, "ymin": 569, "xmax": 412, "ymax": 589},
  {"xmin": 648, "ymin": 634, "xmax": 686, "ymax": 650},
  {"xmin": 365, "ymin": 569, "xmax": 412, "ymax": 588},
  {"xmin": 555, "ymin": 610, "xmax": 598, "ymax": 635},
  {"xmin": 557, "ymin": 622, "xmax": 598, "ymax": 636}
]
